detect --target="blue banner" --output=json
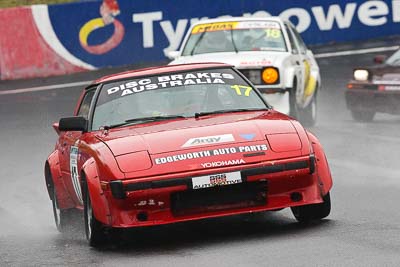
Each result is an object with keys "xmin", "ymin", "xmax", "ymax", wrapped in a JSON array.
[{"xmin": 45, "ymin": 0, "xmax": 400, "ymax": 68}]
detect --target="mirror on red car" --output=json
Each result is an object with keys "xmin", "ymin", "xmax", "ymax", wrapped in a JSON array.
[
  {"xmin": 59, "ymin": 116, "xmax": 88, "ymax": 132},
  {"xmin": 374, "ymin": 55, "xmax": 386, "ymax": 64}
]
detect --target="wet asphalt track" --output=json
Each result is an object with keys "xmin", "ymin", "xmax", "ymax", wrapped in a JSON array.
[{"xmin": 1, "ymin": 41, "xmax": 400, "ymax": 266}]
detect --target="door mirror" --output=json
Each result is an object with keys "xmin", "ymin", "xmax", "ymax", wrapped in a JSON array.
[
  {"xmin": 166, "ymin": 50, "xmax": 180, "ymax": 60},
  {"xmin": 374, "ymin": 55, "xmax": 386, "ymax": 64},
  {"xmin": 59, "ymin": 116, "xmax": 88, "ymax": 132}
]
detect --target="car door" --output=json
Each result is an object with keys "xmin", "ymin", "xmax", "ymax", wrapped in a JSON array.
[
  {"xmin": 60, "ymin": 89, "xmax": 96, "ymax": 206},
  {"xmin": 284, "ymin": 23, "xmax": 304, "ymax": 106},
  {"xmin": 287, "ymin": 24, "xmax": 317, "ymax": 107}
]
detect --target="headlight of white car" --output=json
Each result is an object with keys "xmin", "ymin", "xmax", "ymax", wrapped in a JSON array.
[{"xmin": 353, "ymin": 69, "xmax": 369, "ymax": 81}]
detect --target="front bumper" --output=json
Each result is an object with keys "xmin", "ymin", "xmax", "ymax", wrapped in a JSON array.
[
  {"xmin": 346, "ymin": 88, "xmax": 400, "ymax": 114},
  {"xmin": 101, "ymin": 155, "xmax": 323, "ymax": 228}
]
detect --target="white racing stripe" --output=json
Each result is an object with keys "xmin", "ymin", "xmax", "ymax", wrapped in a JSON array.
[
  {"xmin": 1, "ymin": 45, "xmax": 399, "ymax": 96},
  {"xmin": 31, "ymin": 5, "xmax": 96, "ymax": 70},
  {"xmin": 315, "ymin": 46, "xmax": 399, "ymax": 58}
]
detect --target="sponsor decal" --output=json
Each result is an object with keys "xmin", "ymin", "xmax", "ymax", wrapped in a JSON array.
[
  {"xmin": 182, "ymin": 134, "xmax": 235, "ymax": 148},
  {"xmin": 201, "ymin": 159, "xmax": 246, "ymax": 168},
  {"xmin": 70, "ymin": 146, "xmax": 83, "ymax": 204},
  {"xmin": 154, "ymin": 144, "xmax": 267, "ymax": 164},
  {"xmin": 240, "ymin": 133, "xmax": 256, "ymax": 141},
  {"xmin": 79, "ymin": 0, "xmax": 124, "ymax": 54},
  {"xmin": 191, "ymin": 21, "xmax": 281, "ymax": 34},
  {"xmin": 106, "ymin": 71, "xmax": 235, "ymax": 97},
  {"xmin": 192, "ymin": 171, "xmax": 242, "ymax": 189}
]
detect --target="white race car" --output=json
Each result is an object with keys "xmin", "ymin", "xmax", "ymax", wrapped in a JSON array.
[{"xmin": 167, "ymin": 17, "xmax": 320, "ymax": 126}]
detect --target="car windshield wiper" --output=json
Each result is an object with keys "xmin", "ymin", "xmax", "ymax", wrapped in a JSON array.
[
  {"xmin": 103, "ymin": 115, "xmax": 186, "ymax": 130},
  {"xmin": 194, "ymin": 108, "xmax": 269, "ymax": 118},
  {"xmin": 230, "ymin": 28, "xmax": 238, "ymax": 53}
]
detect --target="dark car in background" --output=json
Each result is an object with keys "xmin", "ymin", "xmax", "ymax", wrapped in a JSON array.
[{"xmin": 346, "ymin": 49, "xmax": 400, "ymax": 121}]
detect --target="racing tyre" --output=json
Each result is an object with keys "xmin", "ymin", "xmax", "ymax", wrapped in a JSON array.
[
  {"xmin": 291, "ymin": 192, "xmax": 331, "ymax": 223},
  {"xmin": 51, "ymin": 186, "xmax": 72, "ymax": 233},
  {"xmin": 299, "ymin": 94, "xmax": 317, "ymax": 127},
  {"xmin": 289, "ymin": 79, "xmax": 299, "ymax": 118},
  {"xmin": 83, "ymin": 179, "xmax": 107, "ymax": 247},
  {"xmin": 350, "ymin": 110, "xmax": 375, "ymax": 122}
]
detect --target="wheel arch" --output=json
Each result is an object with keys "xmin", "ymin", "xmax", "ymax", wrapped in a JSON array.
[
  {"xmin": 81, "ymin": 158, "xmax": 112, "ymax": 226},
  {"xmin": 307, "ymin": 131, "xmax": 333, "ymax": 196},
  {"xmin": 282, "ymin": 65, "xmax": 297, "ymax": 89},
  {"xmin": 45, "ymin": 150, "xmax": 75, "ymax": 209}
]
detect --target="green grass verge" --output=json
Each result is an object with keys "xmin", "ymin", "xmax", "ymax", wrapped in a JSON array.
[{"xmin": 0, "ymin": 0, "xmax": 79, "ymax": 8}]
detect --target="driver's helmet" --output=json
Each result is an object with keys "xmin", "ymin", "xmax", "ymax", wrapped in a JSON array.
[{"xmin": 203, "ymin": 31, "xmax": 230, "ymax": 50}]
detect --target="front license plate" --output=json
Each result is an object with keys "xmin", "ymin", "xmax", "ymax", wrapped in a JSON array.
[{"xmin": 192, "ymin": 171, "xmax": 242, "ymax": 190}]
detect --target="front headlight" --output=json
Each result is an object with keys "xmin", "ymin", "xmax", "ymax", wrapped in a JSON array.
[
  {"xmin": 353, "ymin": 69, "xmax": 369, "ymax": 81},
  {"xmin": 262, "ymin": 67, "xmax": 279, "ymax": 84}
]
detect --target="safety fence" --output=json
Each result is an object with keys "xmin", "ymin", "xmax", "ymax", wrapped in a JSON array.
[{"xmin": 0, "ymin": 0, "xmax": 399, "ymax": 79}]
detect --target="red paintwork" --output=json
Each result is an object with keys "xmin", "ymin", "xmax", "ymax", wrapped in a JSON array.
[
  {"xmin": 45, "ymin": 64, "xmax": 333, "ymax": 228},
  {"xmin": 0, "ymin": 7, "xmax": 84, "ymax": 80}
]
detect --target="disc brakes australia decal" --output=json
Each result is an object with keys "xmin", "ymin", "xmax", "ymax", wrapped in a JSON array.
[
  {"xmin": 182, "ymin": 134, "xmax": 235, "ymax": 148},
  {"xmin": 96, "ymin": 69, "xmax": 247, "ymax": 106},
  {"xmin": 154, "ymin": 144, "xmax": 267, "ymax": 165},
  {"xmin": 70, "ymin": 146, "xmax": 83, "ymax": 204}
]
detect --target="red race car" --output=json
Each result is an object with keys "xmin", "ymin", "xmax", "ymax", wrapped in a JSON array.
[
  {"xmin": 346, "ymin": 49, "xmax": 400, "ymax": 121},
  {"xmin": 44, "ymin": 63, "xmax": 333, "ymax": 246}
]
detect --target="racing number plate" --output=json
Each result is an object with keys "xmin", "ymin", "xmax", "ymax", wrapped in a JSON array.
[{"xmin": 192, "ymin": 171, "xmax": 242, "ymax": 190}]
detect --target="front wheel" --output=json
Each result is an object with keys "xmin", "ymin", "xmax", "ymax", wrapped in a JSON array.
[
  {"xmin": 291, "ymin": 192, "xmax": 331, "ymax": 223},
  {"xmin": 350, "ymin": 109, "xmax": 375, "ymax": 122},
  {"xmin": 83, "ymin": 179, "xmax": 107, "ymax": 247},
  {"xmin": 298, "ymin": 95, "xmax": 317, "ymax": 127}
]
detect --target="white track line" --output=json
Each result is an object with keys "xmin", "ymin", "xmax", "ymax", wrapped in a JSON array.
[
  {"xmin": 1, "ymin": 45, "xmax": 399, "ymax": 96},
  {"xmin": 315, "ymin": 45, "xmax": 399, "ymax": 58},
  {"xmin": 0, "ymin": 81, "xmax": 90, "ymax": 95}
]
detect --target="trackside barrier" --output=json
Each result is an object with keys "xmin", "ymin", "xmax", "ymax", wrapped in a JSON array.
[{"xmin": 0, "ymin": 0, "xmax": 399, "ymax": 80}]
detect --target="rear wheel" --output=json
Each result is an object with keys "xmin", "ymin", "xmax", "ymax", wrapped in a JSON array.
[
  {"xmin": 83, "ymin": 179, "xmax": 107, "ymax": 247},
  {"xmin": 289, "ymin": 79, "xmax": 299, "ymax": 118},
  {"xmin": 291, "ymin": 192, "xmax": 331, "ymax": 223},
  {"xmin": 51, "ymin": 185, "xmax": 72, "ymax": 232},
  {"xmin": 351, "ymin": 109, "xmax": 375, "ymax": 122}
]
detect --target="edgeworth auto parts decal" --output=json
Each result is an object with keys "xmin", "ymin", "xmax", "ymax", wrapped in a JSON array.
[{"xmin": 154, "ymin": 144, "xmax": 267, "ymax": 164}]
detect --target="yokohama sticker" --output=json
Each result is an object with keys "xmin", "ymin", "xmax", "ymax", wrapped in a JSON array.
[
  {"xmin": 201, "ymin": 159, "xmax": 245, "ymax": 168},
  {"xmin": 192, "ymin": 171, "xmax": 242, "ymax": 190}
]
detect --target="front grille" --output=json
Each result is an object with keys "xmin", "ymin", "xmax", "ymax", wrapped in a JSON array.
[{"xmin": 171, "ymin": 181, "xmax": 267, "ymax": 217}]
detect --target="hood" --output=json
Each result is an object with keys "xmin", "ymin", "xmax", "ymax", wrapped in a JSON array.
[
  {"xmin": 96, "ymin": 111, "xmax": 309, "ymax": 177},
  {"xmin": 97, "ymin": 111, "xmax": 296, "ymax": 156},
  {"xmin": 171, "ymin": 51, "xmax": 289, "ymax": 68}
]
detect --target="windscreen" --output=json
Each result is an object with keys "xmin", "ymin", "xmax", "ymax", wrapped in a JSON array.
[
  {"xmin": 92, "ymin": 68, "xmax": 268, "ymax": 130},
  {"xmin": 386, "ymin": 50, "xmax": 400, "ymax": 66},
  {"xmin": 182, "ymin": 21, "xmax": 287, "ymax": 56}
]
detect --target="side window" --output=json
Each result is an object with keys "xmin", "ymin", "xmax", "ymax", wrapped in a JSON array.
[
  {"xmin": 284, "ymin": 24, "xmax": 298, "ymax": 54},
  {"xmin": 290, "ymin": 25, "xmax": 307, "ymax": 54},
  {"xmin": 77, "ymin": 90, "xmax": 95, "ymax": 119}
]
